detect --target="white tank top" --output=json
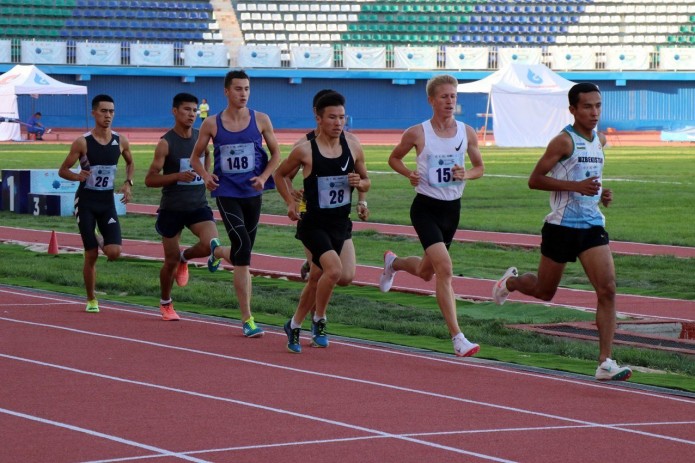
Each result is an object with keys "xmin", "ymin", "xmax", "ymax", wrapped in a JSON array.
[
  {"xmin": 415, "ymin": 120, "xmax": 468, "ymax": 201},
  {"xmin": 545, "ymin": 125, "xmax": 606, "ymax": 228}
]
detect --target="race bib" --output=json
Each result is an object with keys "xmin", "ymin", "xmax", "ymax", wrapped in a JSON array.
[
  {"xmin": 219, "ymin": 143, "xmax": 255, "ymax": 174},
  {"xmin": 428, "ymin": 153, "xmax": 463, "ymax": 188},
  {"xmin": 177, "ymin": 158, "xmax": 204, "ymax": 186},
  {"xmin": 573, "ymin": 167, "xmax": 602, "ymax": 202},
  {"xmin": 318, "ymin": 175, "xmax": 350, "ymax": 209},
  {"xmin": 85, "ymin": 165, "xmax": 117, "ymax": 191}
]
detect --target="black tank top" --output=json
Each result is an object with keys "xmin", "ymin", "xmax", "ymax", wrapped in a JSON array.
[
  {"xmin": 160, "ymin": 129, "xmax": 208, "ymax": 211},
  {"xmin": 303, "ymin": 136, "xmax": 354, "ymax": 218},
  {"xmin": 77, "ymin": 131, "xmax": 121, "ymax": 198}
]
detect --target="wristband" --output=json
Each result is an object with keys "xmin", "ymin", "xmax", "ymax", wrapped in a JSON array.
[{"xmin": 357, "ymin": 201, "xmax": 367, "ymax": 208}]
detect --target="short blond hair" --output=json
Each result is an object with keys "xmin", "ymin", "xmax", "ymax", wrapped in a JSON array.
[{"xmin": 426, "ymin": 74, "xmax": 458, "ymax": 98}]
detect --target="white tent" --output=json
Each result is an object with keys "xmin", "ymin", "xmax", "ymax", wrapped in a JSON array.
[
  {"xmin": 457, "ymin": 63, "xmax": 576, "ymax": 147},
  {"xmin": 0, "ymin": 64, "xmax": 87, "ymax": 141}
]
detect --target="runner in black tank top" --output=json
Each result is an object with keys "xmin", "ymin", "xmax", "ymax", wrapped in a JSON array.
[
  {"xmin": 274, "ymin": 91, "xmax": 370, "ymax": 353},
  {"xmin": 144, "ymin": 93, "xmax": 218, "ymax": 321},
  {"xmin": 58, "ymin": 94, "xmax": 134, "ymax": 314}
]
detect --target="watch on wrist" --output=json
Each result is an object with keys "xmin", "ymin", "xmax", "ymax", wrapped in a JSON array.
[
  {"xmin": 124, "ymin": 179, "xmax": 133, "ymax": 186},
  {"xmin": 357, "ymin": 200, "xmax": 367, "ymax": 208}
]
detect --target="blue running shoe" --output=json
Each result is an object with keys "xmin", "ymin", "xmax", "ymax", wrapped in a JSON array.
[
  {"xmin": 242, "ymin": 317, "xmax": 264, "ymax": 338},
  {"xmin": 208, "ymin": 238, "xmax": 221, "ymax": 272},
  {"xmin": 284, "ymin": 319, "xmax": 302, "ymax": 353},
  {"xmin": 311, "ymin": 318, "xmax": 329, "ymax": 348}
]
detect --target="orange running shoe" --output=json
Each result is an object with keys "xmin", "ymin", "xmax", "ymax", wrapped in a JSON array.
[
  {"xmin": 160, "ymin": 302, "xmax": 180, "ymax": 321},
  {"xmin": 175, "ymin": 261, "xmax": 189, "ymax": 287}
]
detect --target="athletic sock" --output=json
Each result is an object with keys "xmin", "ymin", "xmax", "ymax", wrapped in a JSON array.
[
  {"xmin": 290, "ymin": 318, "xmax": 302, "ymax": 330},
  {"xmin": 179, "ymin": 250, "xmax": 188, "ymax": 263},
  {"xmin": 160, "ymin": 298, "xmax": 172, "ymax": 306},
  {"xmin": 313, "ymin": 314, "xmax": 326, "ymax": 323}
]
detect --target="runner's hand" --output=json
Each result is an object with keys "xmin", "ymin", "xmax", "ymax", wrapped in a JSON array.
[
  {"xmin": 203, "ymin": 173, "xmax": 219, "ymax": 191},
  {"xmin": 357, "ymin": 203, "xmax": 369, "ymax": 221},
  {"xmin": 601, "ymin": 188, "xmax": 612, "ymax": 207},
  {"xmin": 178, "ymin": 171, "xmax": 198, "ymax": 183}
]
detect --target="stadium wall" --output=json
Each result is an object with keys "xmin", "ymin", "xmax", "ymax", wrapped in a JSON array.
[{"xmin": 3, "ymin": 65, "xmax": 695, "ymax": 132}]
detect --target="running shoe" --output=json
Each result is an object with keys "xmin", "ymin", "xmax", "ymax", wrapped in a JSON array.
[
  {"xmin": 453, "ymin": 335, "xmax": 480, "ymax": 357},
  {"xmin": 284, "ymin": 319, "xmax": 302, "ymax": 353},
  {"xmin": 595, "ymin": 358, "xmax": 632, "ymax": 381},
  {"xmin": 242, "ymin": 317, "xmax": 264, "ymax": 338},
  {"xmin": 160, "ymin": 302, "xmax": 180, "ymax": 321},
  {"xmin": 492, "ymin": 267, "xmax": 518, "ymax": 305},
  {"xmin": 379, "ymin": 250, "xmax": 397, "ymax": 293},
  {"xmin": 300, "ymin": 260, "xmax": 311, "ymax": 281},
  {"xmin": 175, "ymin": 260, "xmax": 189, "ymax": 287},
  {"xmin": 85, "ymin": 299, "xmax": 99, "ymax": 313},
  {"xmin": 311, "ymin": 318, "xmax": 329, "ymax": 348},
  {"xmin": 208, "ymin": 238, "xmax": 221, "ymax": 272}
]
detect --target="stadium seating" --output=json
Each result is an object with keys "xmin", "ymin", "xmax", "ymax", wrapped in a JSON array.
[
  {"xmin": 0, "ymin": 0, "xmax": 217, "ymax": 43},
  {"xmin": 2, "ymin": 0, "xmax": 695, "ymax": 69},
  {"xmin": 232, "ymin": 0, "xmax": 695, "ymax": 50}
]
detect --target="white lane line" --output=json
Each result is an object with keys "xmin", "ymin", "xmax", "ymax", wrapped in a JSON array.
[
  {"xmin": 1, "ymin": 287, "xmax": 694, "ymax": 404},
  {"xmin": 84, "ymin": 421, "xmax": 695, "ymax": 463},
  {"xmin": 0, "ymin": 407, "xmax": 212, "ymax": 463},
  {"xmin": 0, "ymin": 353, "xmax": 518, "ymax": 463},
  {"xmin": 2, "ymin": 318, "xmax": 694, "ymax": 448}
]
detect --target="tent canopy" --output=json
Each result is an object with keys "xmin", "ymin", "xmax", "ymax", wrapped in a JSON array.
[
  {"xmin": 458, "ymin": 64, "xmax": 576, "ymax": 147},
  {"xmin": 0, "ymin": 65, "xmax": 87, "ymax": 141},
  {"xmin": 0, "ymin": 64, "xmax": 87, "ymax": 96}
]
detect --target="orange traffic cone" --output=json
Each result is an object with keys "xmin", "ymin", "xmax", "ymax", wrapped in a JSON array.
[{"xmin": 48, "ymin": 230, "xmax": 59, "ymax": 255}]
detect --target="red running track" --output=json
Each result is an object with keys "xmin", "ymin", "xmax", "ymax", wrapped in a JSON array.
[
  {"xmin": 1, "ymin": 225, "xmax": 694, "ymax": 323},
  {"xmin": 1, "ymin": 285, "xmax": 693, "ymax": 463}
]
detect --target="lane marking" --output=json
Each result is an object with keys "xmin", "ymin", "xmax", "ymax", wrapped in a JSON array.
[
  {"xmin": 0, "ymin": 353, "xmax": 518, "ymax": 463},
  {"xmin": 0, "ymin": 407, "xmax": 212, "ymax": 463},
  {"xmin": 2, "ymin": 287, "xmax": 694, "ymax": 403},
  {"xmin": 82, "ymin": 421, "xmax": 695, "ymax": 463},
  {"xmin": 2, "ymin": 318, "xmax": 694, "ymax": 448}
]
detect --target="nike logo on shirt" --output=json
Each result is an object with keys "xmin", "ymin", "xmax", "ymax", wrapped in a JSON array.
[
  {"xmin": 455, "ymin": 139, "xmax": 464, "ymax": 151},
  {"xmin": 341, "ymin": 158, "xmax": 351, "ymax": 171}
]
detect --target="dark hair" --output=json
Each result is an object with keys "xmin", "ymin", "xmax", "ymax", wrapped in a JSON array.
[
  {"xmin": 91, "ymin": 94, "xmax": 114, "ymax": 109},
  {"xmin": 224, "ymin": 70, "xmax": 250, "ymax": 89},
  {"xmin": 312, "ymin": 89, "xmax": 335, "ymax": 108},
  {"xmin": 568, "ymin": 83, "xmax": 600, "ymax": 107},
  {"xmin": 315, "ymin": 91, "xmax": 345, "ymax": 115},
  {"xmin": 173, "ymin": 92, "xmax": 198, "ymax": 108},
  {"xmin": 34, "ymin": 112, "xmax": 41, "ymax": 116}
]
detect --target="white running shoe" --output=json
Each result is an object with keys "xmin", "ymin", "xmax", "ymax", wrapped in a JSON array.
[
  {"xmin": 595, "ymin": 358, "xmax": 632, "ymax": 381},
  {"xmin": 492, "ymin": 267, "xmax": 518, "ymax": 305},
  {"xmin": 453, "ymin": 334, "xmax": 480, "ymax": 357},
  {"xmin": 379, "ymin": 251, "xmax": 397, "ymax": 292}
]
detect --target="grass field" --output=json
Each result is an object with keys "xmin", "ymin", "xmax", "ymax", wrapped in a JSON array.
[{"xmin": 1, "ymin": 142, "xmax": 694, "ymax": 391}]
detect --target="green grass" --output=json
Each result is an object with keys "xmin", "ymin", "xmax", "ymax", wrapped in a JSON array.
[
  {"xmin": 1, "ymin": 142, "xmax": 694, "ymax": 392},
  {"xmin": 3, "ymin": 143, "xmax": 694, "ymax": 245}
]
